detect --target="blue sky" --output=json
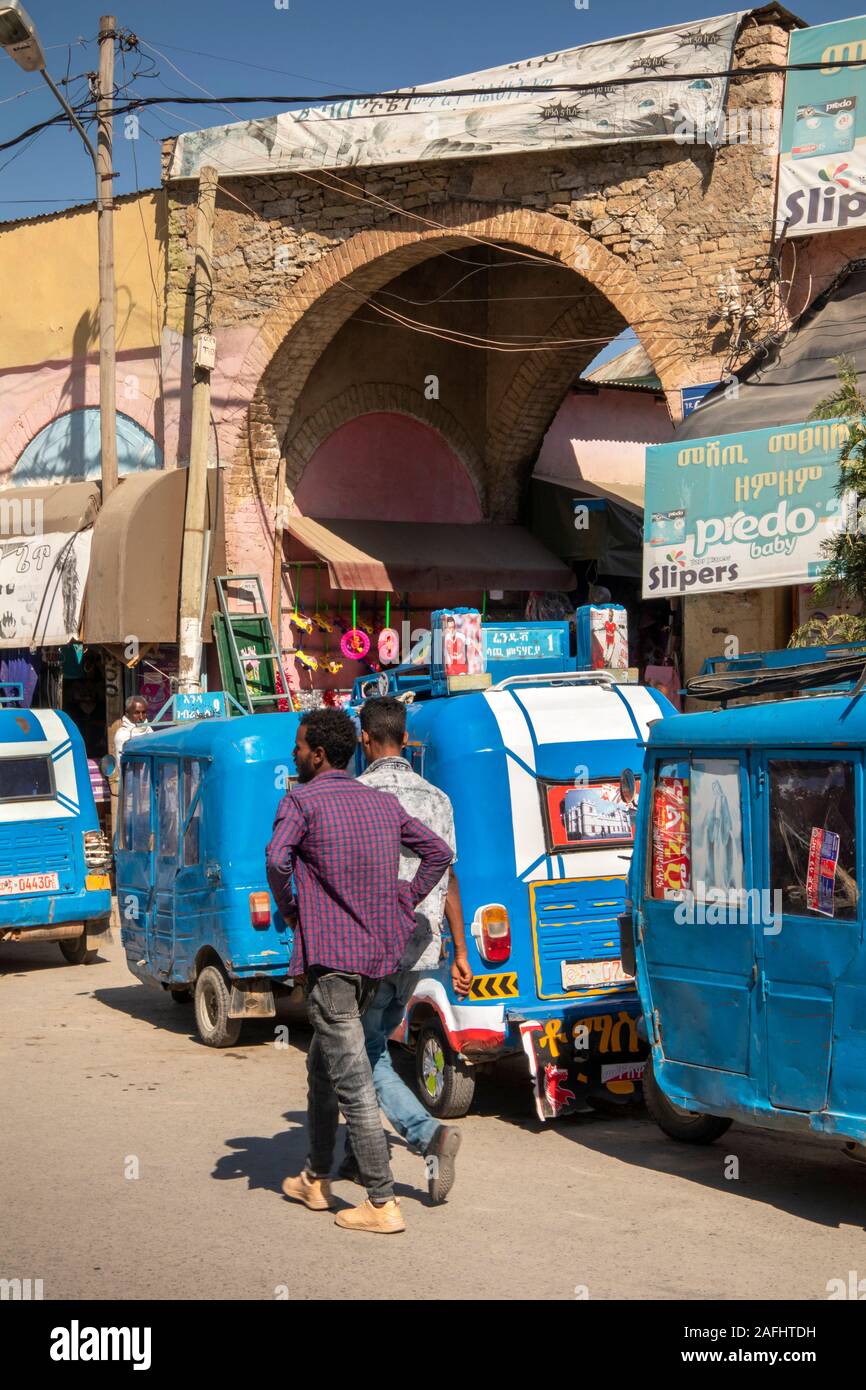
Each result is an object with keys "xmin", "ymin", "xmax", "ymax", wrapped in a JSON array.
[{"xmin": 0, "ymin": 0, "xmax": 855, "ymax": 218}]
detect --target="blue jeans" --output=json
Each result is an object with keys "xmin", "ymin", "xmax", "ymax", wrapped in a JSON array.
[{"xmin": 343, "ymin": 970, "xmax": 440, "ymax": 1162}]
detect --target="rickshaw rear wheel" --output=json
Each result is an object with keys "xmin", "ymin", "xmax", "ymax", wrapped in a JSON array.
[
  {"xmin": 59, "ymin": 932, "xmax": 97, "ymax": 965},
  {"xmin": 194, "ymin": 965, "xmax": 242, "ymax": 1048},
  {"xmin": 415, "ymin": 1022, "xmax": 475, "ymax": 1118},
  {"xmin": 643, "ymin": 1054, "xmax": 732, "ymax": 1144}
]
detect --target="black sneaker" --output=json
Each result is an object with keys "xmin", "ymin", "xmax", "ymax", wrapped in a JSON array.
[{"xmin": 424, "ymin": 1125, "xmax": 462, "ymax": 1204}]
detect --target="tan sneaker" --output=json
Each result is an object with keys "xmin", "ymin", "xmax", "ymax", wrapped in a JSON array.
[
  {"xmin": 334, "ymin": 1198, "xmax": 405, "ymax": 1234},
  {"xmin": 281, "ymin": 1170, "xmax": 334, "ymax": 1211}
]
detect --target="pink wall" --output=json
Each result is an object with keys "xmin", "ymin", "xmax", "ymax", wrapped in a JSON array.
[
  {"xmin": 293, "ymin": 412, "xmax": 483, "ymax": 522},
  {"xmin": 534, "ymin": 385, "xmax": 673, "ymax": 499}
]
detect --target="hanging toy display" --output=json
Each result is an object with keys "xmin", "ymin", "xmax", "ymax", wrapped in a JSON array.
[
  {"xmin": 289, "ymin": 563, "xmax": 313, "ymax": 633},
  {"xmin": 341, "ymin": 591, "xmax": 371, "ymax": 661},
  {"xmin": 311, "ymin": 564, "xmax": 333, "ymax": 633},
  {"xmin": 296, "ymin": 651, "xmax": 319, "ymax": 672},
  {"xmin": 319, "ymin": 572, "xmax": 343, "ymax": 678},
  {"xmin": 377, "ymin": 597, "xmax": 399, "ymax": 665}
]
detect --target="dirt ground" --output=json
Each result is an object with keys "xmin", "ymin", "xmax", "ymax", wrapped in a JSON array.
[{"xmin": 3, "ymin": 933, "xmax": 866, "ymax": 1301}]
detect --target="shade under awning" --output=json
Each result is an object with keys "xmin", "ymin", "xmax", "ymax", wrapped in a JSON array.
[
  {"xmin": 284, "ymin": 516, "xmax": 574, "ymax": 592},
  {"xmin": 83, "ymin": 468, "xmax": 226, "ymax": 644}
]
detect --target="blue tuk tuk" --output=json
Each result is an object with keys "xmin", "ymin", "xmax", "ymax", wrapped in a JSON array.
[
  {"xmin": 115, "ymin": 712, "xmax": 300, "ymax": 1046},
  {"xmin": 624, "ymin": 656, "xmax": 866, "ymax": 1160},
  {"xmin": 0, "ymin": 707, "xmax": 111, "ymax": 964},
  {"xmin": 352, "ymin": 620, "xmax": 676, "ymax": 1121}
]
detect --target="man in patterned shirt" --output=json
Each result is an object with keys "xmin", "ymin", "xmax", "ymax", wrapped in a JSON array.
[
  {"xmin": 266, "ymin": 707, "xmax": 452, "ymax": 1234},
  {"xmin": 338, "ymin": 697, "xmax": 473, "ymax": 1205}
]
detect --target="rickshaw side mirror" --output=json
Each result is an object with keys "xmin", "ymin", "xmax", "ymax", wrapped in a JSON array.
[
  {"xmin": 100, "ymin": 754, "xmax": 118, "ymax": 778},
  {"xmin": 620, "ymin": 768, "xmax": 637, "ymax": 805}
]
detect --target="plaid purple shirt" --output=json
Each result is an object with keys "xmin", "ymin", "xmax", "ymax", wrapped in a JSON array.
[{"xmin": 265, "ymin": 769, "xmax": 453, "ymax": 978}]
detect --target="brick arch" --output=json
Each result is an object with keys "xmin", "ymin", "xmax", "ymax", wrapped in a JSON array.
[
  {"xmin": 283, "ymin": 383, "xmax": 486, "ymax": 511},
  {"xmin": 229, "ymin": 202, "xmax": 691, "ymax": 525}
]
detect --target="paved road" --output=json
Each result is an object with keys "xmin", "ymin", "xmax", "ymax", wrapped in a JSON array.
[{"xmin": 3, "ymin": 933, "xmax": 866, "ymax": 1302}]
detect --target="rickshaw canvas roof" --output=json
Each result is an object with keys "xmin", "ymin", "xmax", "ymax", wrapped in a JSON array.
[{"xmin": 649, "ymin": 693, "xmax": 866, "ymax": 749}]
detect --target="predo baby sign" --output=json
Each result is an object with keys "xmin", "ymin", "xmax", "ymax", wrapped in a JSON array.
[{"xmin": 642, "ymin": 420, "xmax": 849, "ymax": 599}]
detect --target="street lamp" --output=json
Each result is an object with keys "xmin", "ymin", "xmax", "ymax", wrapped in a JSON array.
[{"xmin": 0, "ymin": 3, "xmax": 118, "ymax": 496}]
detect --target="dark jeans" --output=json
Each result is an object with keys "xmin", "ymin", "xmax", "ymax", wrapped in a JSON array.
[{"xmin": 304, "ymin": 967, "xmax": 395, "ymax": 1203}]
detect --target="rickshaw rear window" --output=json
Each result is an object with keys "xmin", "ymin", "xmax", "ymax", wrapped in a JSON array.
[
  {"xmin": 0, "ymin": 756, "xmax": 53, "ymax": 802},
  {"xmin": 648, "ymin": 757, "xmax": 745, "ymax": 902}
]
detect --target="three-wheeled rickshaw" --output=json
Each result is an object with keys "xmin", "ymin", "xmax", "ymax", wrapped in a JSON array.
[
  {"xmin": 622, "ymin": 641, "xmax": 866, "ymax": 1163},
  {"xmin": 353, "ymin": 615, "xmax": 676, "ymax": 1121},
  {"xmin": 115, "ymin": 712, "xmax": 300, "ymax": 1045},
  {"xmin": 0, "ymin": 704, "xmax": 111, "ymax": 965}
]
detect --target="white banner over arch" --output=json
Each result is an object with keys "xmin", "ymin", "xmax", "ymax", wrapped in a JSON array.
[{"xmin": 168, "ymin": 13, "xmax": 744, "ymax": 182}]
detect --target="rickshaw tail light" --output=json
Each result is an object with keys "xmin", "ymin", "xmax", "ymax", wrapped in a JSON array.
[
  {"xmin": 479, "ymin": 906, "xmax": 511, "ymax": 963},
  {"xmin": 249, "ymin": 892, "xmax": 271, "ymax": 927}
]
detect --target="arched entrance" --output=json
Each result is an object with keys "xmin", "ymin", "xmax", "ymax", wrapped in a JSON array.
[{"xmin": 225, "ymin": 202, "xmax": 693, "ymax": 581}]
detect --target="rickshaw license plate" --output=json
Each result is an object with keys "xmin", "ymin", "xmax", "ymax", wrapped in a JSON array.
[
  {"xmin": 0, "ymin": 872, "xmax": 59, "ymax": 895},
  {"xmin": 561, "ymin": 958, "xmax": 629, "ymax": 989}
]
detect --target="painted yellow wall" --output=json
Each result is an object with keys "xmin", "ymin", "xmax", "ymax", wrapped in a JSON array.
[{"xmin": 0, "ymin": 191, "xmax": 165, "ymax": 370}]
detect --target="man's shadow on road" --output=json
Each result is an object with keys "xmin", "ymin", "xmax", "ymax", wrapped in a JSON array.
[{"xmin": 211, "ymin": 1111, "xmax": 423, "ymax": 1207}]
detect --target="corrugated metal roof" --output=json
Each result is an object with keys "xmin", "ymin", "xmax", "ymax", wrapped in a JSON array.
[
  {"xmin": 584, "ymin": 342, "xmax": 661, "ymax": 389},
  {"xmin": 0, "ymin": 188, "xmax": 161, "ymax": 231}
]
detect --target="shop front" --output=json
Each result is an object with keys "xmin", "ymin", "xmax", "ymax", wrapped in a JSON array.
[
  {"xmin": 0, "ymin": 468, "xmax": 226, "ymax": 825},
  {"xmin": 659, "ymin": 262, "xmax": 866, "ymax": 689},
  {"xmin": 278, "ymin": 515, "xmax": 575, "ymax": 705}
]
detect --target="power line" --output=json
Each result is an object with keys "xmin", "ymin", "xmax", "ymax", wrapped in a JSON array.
[{"xmin": 135, "ymin": 37, "xmax": 360, "ymax": 94}]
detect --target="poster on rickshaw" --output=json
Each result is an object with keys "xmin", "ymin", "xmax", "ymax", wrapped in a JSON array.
[
  {"xmin": 652, "ymin": 775, "xmax": 691, "ymax": 900},
  {"xmin": 806, "ymin": 827, "xmax": 840, "ymax": 916}
]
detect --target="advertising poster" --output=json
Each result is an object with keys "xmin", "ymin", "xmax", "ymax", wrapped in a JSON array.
[
  {"xmin": 690, "ymin": 759, "xmax": 744, "ymax": 895},
  {"xmin": 643, "ymin": 420, "xmax": 848, "ymax": 598},
  {"xmin": 589, "ymin": 607, "xmax": 628, "ymax": 670},
  {"xmin": 170, "ymin": 16, "xmax": 742, "ymax": 181},
  {"xmin": 806, "ymin": 826, "xmax": 841, "ymax": 916},
  {"xmin": 778, "ymin": 17, "xmax": 866, "ymax": 238},
  {"xmin": 440, "ymin": 611, "xmax": 483, "ymax": 678},
  {"xmin": 0, "ymin": 530, "xmax": 92, "ymax": 648},
  {"xmin": 652, "ymin": 775, "xmax": 690, "ymax": 900},
  {"xmin": 546, "ymin": 780, "xmax": 636, "ymax": 849}
]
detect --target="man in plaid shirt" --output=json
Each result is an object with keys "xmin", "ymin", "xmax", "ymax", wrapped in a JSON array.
[{"xmin": 266, "ymin": 707, "xmax": 452, "ymax": 1235}]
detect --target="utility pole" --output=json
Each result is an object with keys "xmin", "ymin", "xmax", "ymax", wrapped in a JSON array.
[
  {"xmin": 178, "ymin": 166, "xmax": 219, "ymax": 693},
  {"xmin": 96, "ymin": 14, "xmax": 117, "ymax": 497},
  {"xmin": 0, "ymin": 5, "xmax": 119, "ymax": 503}
]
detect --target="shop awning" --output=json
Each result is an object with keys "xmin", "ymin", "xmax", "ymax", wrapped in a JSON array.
[
  {"xmin": 0, "ymin": 480, "xmax": 102, "ymax": 647},
  {"xmin": 0, "ymin": 479, "xmax": 100, "ymax": 535},
  {"xmin": 83, "ymin": 468, "xmax": 226, "ymax": 644},
  {"xmin": 284, "ymin": 516, "xmax": 574, "ymax": 592}
]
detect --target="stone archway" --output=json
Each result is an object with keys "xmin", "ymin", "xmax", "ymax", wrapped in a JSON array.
[{"xmin": 226, "ymin": 201, "xmax": 692, "ymax": 571}]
